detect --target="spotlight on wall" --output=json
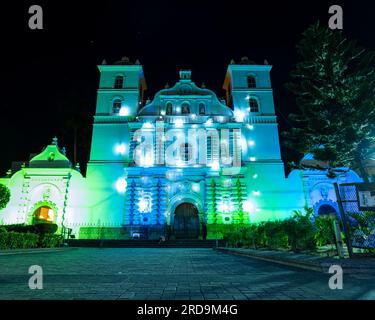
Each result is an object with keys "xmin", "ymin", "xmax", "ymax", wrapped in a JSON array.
[
  {"xmin": 174, "ymin": 119, "xmax": 183, "ymax": 128},
  {"xmin": 143, "ymin": 122, "xmax": 153, "ymax": 128},
  {"xmin": 119, "ymin": 107, "xmax": 129, "ymax": 116},
  {"xmin": 234, "ymin": 110, "xmax": 245, "ymax": 122},
  {"xmin": 210, "ymin": 161, "xmax": 220, "ymax": 171},
  {"xmin": 114, "ymin": 143, "xmax": 126, "ymax": 155},
  {"xmin": 192, "ymin": 183, "xmax": 200, "ymax": 192},
  {"xmin": 115, "ymin": 178, "xmax": 127, "ymax": 193},
  {"xmin": 242, "ymin": 200, "xmax": 255, "ymax": 213},
  {"xmin": 205, "ymin": 118, "xmax": 213, "ymax": 126}
]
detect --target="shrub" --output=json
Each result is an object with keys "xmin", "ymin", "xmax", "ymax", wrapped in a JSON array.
[
  {"xmin": 3, "ymin": 224, "xmax": 37, "ymax": 233},
  {"xmin": 0, "ymin": 230, "xmax": 39, "ymax": 250},
  {"xmin": 241, "ymin": 225, "xmax": 259, "ymax": 248},
  {"xmin": 0, "ymin": 184, "xmax": 10, "ymax": 210},
  {"xmin": 0, "ymin": 224, "xmax": 62, "ymax": 250},
  {"xmin": 2, "ymin": 223, "xmax": 58, "ymax": 234},
  {"xmin": 266, "ymin": 220, "xmax": 289, "ymax": 249},
  {"xmin": 34, "ymin": 223, "xmax": 58, "ymax": 234},
  {"xmin": 222, "ymin": 207, "xmax": 319, "ymax": 252},
  {"xmin": 39, "ymin": 234, "xmax": 64, "ymax": 248},
  {"xmin": 284, "ymin": 208, "xmax": 316, "ymax": 252},
  {"xmin": 314, "ymin": 215, "xmax": 336, "ymax": 247}
]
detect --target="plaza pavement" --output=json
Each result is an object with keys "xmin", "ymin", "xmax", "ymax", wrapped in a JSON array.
[{"xmin": 0, "ymin": 248, "xmax": 374, "ymax": 300}]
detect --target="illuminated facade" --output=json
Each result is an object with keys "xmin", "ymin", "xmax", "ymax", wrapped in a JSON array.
[{"xmin": 0, "ymin": 58, "xmax": 361, "ymax": 239}]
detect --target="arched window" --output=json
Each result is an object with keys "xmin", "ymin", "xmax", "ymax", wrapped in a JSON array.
[
  {"xmin": 166, "ymin": 102, "xmax": 173, "ymax": 115},
  {"xmin": 199, "ymin": 103, "xmax": 205, "ymax": 115},
  {"xmin": 113, "ymin": 99, "xmax": 122, "ymax": 114},
  {"xmin": 247, "ymin": 75, "xmax": 256, "ymax": 88},
  {"xmin": 114, "ymin": 76, "xmax": 124, "ymax": 89},
  {"xmin": 249, "ymin": 98, "xmax": 259, "ymax": 113},
  {"xmin": 181, "ymin": 102, "xmax": 190, "ymax": 114}
]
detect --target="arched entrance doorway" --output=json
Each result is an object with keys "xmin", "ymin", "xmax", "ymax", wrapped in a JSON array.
[
  {"xmin": 32, "ymin": 206, "xmax": 55, "ymax": 224},
  {"xmin": 173, "ymin": 203, "xmax": 199, "ymax": 239},
  {"xmin": 318, "ymin": 204, "xmax": 337, "ymax": 217}
]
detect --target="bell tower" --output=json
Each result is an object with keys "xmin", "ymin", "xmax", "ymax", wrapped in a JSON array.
[
  {"xmin": 85, "ymin": 57, "xmax": 147, "ymax": 226},
  {"xmin": 223, "ymin": 57, "xmax": 282, "ymax": 162},
  {"xmin": 223, "ymin": 58, "xmax": 293, "ymax": 222},
  {"xmin": 89, "ymin": 57, "xmax": 147, "ymax": 163}
]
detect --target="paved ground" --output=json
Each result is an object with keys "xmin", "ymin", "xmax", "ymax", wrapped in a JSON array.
[{"xmin": 0, "ymin": 248, "xmax": 374, "ymax": 300}]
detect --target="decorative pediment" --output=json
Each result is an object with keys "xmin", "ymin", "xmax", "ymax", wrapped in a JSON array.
[
  {"xmin": 29, "ymin": 138, "xmax": 71, "ymax": 168},
  {"xmin": 137, "ymin": 71, "xmax": 233, "ymax": 117}
]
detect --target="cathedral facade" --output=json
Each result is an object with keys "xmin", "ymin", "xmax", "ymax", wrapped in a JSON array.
[{"xmin": 0, "ymin": 58, "xmax": 361, "ymax": 239}]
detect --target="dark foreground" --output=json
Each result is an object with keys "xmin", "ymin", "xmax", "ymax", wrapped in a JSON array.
[{"xmin": 0, "ymin": 248, "xmax": 374, "ymax": 300}]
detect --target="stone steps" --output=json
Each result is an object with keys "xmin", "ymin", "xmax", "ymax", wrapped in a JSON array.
[{"xmin": 66, "ymin": 239, "xmax": 225, "ymax": 248}]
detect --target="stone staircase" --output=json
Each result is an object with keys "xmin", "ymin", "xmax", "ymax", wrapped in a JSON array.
[{"xmin": 66, "ymin": 239, "xmax": 226, "ymax": 248}]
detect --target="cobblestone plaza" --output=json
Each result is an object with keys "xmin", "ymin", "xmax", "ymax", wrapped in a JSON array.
[{"xmin": 1, "ymin": 248, "xmax": 374, "ymax": 300}]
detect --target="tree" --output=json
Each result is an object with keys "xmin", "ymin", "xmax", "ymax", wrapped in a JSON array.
[
  {"xmin": 0, "ymin": 184, "xmax": 10, "ymax": 210},
  {"xmin": 284, "ymin": 22, "xmax": 375, "ymax": 182}
]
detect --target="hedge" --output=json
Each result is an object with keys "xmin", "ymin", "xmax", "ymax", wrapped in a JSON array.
[
  {"xmin": 0, "ymin": 226, "xmax": 63, "ymax": 250},
  {"xmin": 223, "ymin": 208, "xmax": 337, "ymax": 252}
]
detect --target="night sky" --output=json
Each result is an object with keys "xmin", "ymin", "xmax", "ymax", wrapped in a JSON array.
[{"xmin": 0, "ymin": 0, "xmax": 374, "ymax": 175}]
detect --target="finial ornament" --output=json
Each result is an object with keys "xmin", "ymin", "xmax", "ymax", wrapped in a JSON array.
[
  {"xmin": 102, "ymin": 59, "xmax": 107, "ymax": 65},
  {"xmin": 61, "ymin": 147, "xmax": 67, "ymax": 155},
  {"xmin": 52, "ymin": 137, "xmax": 58, "ymax": 146},
  {"xmin": 264, "ymin": 59, "xmax": 269, "ymax": 65},
  {"xmin": 241, "ymin": 56, "xmax": 249, "ymax": 63}
]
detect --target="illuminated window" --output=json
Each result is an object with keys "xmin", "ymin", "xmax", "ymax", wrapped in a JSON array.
[
  {"xmin": 113, "ymin": 99, "xmax": 122, "ymax": 114},
  {"xmin": 33, "ymin": 206, "xmax": 54, "ymax": 224},
  {"xmin": 247, "ymin": 75, "xmax": 256, "ymax": 88},
  {"xmin": 249, "ymin": 98, "xmax": 259, "ymax": 113},
  {"xmin": 114, "ymin": 76, "xmax": 124, "ymax": 89}
]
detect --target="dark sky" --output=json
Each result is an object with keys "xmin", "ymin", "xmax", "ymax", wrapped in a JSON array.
[{"xmin": 1, "ymin": 0, "xmax": 374, "ymax": 175}]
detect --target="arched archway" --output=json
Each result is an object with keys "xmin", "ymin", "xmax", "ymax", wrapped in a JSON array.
[
  {"xmin": 174, "ymin": 203, "xmax": 199, "ymax": 239},
  {"xmin": 32, "ymin": 206, "xmax": 55, "ymax": 224},
  {"xmin": 27, "ymin": 200, "xmax": 59, "ymax": 225},
  {"xmin": 318, "ymin": 204, "xmax": 337, "ymax": 217}
]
